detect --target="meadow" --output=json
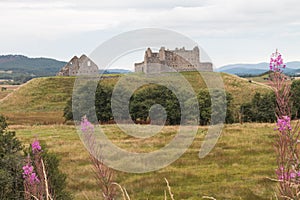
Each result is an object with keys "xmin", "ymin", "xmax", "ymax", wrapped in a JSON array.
[
  {"xmin": 0, "ymin": 84, "xmax": 19, "ymax": 99},
  {"xmin": 12, "ymin": 123, "xmax": 277, "ymax": 200}
]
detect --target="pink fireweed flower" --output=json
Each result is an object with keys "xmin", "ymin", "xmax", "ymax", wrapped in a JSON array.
[
  {"xmin": 31, "ymin": 139, "xmax": 42, "ymax": 153},
  {"xmin": 22, "ymin": 164, "xmax": 33, "ymax": 177},
  {"xmin": 276, "ymin": 116, "xmax": 292, "ymax": 132},
  {"xmin": 290, "ymin": 172, "xmax": 297, "ymax": 179},
  {"xmin": 276, "ymin": 167, "xmax": 284, "ymax": 180},
  {"xmin": 276, "ymin": 168, "xmax": 288, "ymax": 181},
  {"xmin": 270, "ymin": 49, "xmax": 286, "ymax": 72},
  {"xmin": 81, "ymin": 116, "xmax": 94, "ymax": 133},
  {"xmin": 22, "ymin": 163, "xmax": 40, "ymax": 184}
]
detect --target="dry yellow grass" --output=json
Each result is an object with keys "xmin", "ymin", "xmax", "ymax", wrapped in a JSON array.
[{"xmin": 0, "ymin": 84, "xmax": 19, "ymax": 100}]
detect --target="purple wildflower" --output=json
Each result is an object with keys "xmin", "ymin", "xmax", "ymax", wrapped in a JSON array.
[
  {"xmin": 22, "ymin": 163, "xmax": 40, "ymax": 184},
  {"xmin": 270, "ymin": 49, "xmax": 286, "ymax": 72},
  {"xmin": 276, "ymin": 116, "xmax": 292, "ymax": 132},
  {"xmin": 81, "ymin": 116, "xmax": 94, "ymax": 133},
  {"xmin": 22, "ymin": 164, "xmax": 33, "ymax": 177},
  {"xmin": 276, "ymin": 167, "xmax": 284, "ymax": 180},
  {"xmin": 31, "ymin": 139, "xmax": 42, "ymax": 153},
  {"xmin": 290, "ymin": 172, "xmax": 297, "ymax": 179}
]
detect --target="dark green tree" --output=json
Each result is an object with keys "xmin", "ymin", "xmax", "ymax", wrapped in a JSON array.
[
  {"xmin": 63, "ymin": 98, "xmax": 73, "ymax": 121},
  {"xmin": 240, "ymin": 102, "xmax": 253, "ymax": 122},
  {"xmin": 68, "ymin": 81, "xmax": 98, "ymax": 123},
  {"xmin": 95, "ymin": 83, "xmax": 114, "ymax": 122},
  {"xmin": 197, "ymin": 89, "xmax": 212, "ymax": 125},
  {"xmin": 0, "ymin": 115, "xmax": 24, "ymax": 200},
  {"xmin": 129, "ymin": 85, "xmax": 181, "ymax": 125},
  {"xmin": 291, "ymin": 80, "xmax": 300, "ymax": 119},
  {"xmin": 63, "ymin": 82, "xmax": 115, "ymax": 123},
  {"xmin": 240, "ymin": 92, "xmax": 276, "ymax": 123},
  {"xmin": 197, "ymin": 89, "xmax": 234, "ymax": 125}
]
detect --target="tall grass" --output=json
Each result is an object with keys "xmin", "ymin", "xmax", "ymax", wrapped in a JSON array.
[{"xmin": 13, "ymin": 123, "xmax": 277, "ymax": 199}]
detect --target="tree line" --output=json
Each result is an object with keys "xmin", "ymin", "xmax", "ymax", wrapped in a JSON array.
[
  {"xmin": 64, "ymin": 81, "xmax": 233, "ymax": 125},
  {"xmin": 63, "ymin": 80, "xmax": 300, "ymax": 125}
]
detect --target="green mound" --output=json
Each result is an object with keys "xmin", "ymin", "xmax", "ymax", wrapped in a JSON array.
[{"xmin": 0, "ymin": 72, "xmax": 270, "ymax": 125}]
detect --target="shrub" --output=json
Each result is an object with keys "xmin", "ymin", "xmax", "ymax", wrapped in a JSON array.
[
  {"xmin": 23, "ymin": 139, "xmax": 72, "ymax": 200},
  {"xmin": 197, "ymin": 89, "xmax": 234, "ymax": 125},
  {"xmin": 0, "ymin": 114, "xmax": 24, "ymax": 199},
  {"xmin": 290, "ymin": 80, "xmax": 300, "ymax": 119},
  {"xmin": 240, "ymin": 92, "xmax": 276, "ymax": 123},
  {"xmin": 129, "ymin": 84, "xmax": 181, "ymax": 125}
]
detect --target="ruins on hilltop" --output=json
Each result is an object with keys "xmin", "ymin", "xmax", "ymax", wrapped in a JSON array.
[
  {"xmin": 57, "ymin": 55, "xmax": 98, "ymax": 76},
  {"xmin": 134, "ymin": 46, "xmax": 213, "ymax": 73}
]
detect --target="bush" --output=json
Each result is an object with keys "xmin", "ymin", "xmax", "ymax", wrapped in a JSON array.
[
  {"xmin": 63, "ymin": 98, "xmax": 73, "ymax": 121},
  {"xmin": 0, "ymin": 114, "xmax": 24, "ymax": 199},
  {"xmin": 24, "ymin": 141, "xmax": 72, "ymax": 200},
  {"xmin": 291, "ymin": 80, "xmax": 300, "ymax": 119},
  {"xmin": 197, "ymin": 89, "xmax": 234, "ymax": 125},
  {"xmin": 129, "ymin": 84, "xmax": 181, "ymax": 125},
  {"xmin": 240, "ymin": 92, "xmax": 276, "ymax": 123}
]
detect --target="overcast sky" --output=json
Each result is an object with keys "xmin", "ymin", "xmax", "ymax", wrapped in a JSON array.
[{"xmin": 1, "ymin": 0, "xmax": 300, "ymax": 69}]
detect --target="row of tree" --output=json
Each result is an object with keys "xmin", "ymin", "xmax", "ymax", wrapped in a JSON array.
[
  {"xmin": 64, "ymin": 81, "xmax": 234, "ymax": 125},
  {"xmin": 239, "ymin": 80, "xmax": 300, "ymax": 123},
  {"xmin": 63, "ymin": 80, "xmax": 300, "ymax": 125}
]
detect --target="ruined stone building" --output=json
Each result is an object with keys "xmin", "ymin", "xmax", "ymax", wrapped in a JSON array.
[
  {"xmin": 57, "ymin": 54, "xmax": 98, "ymax": 76},
  {"xmin": 134, "ymin": 46, "xmax": 213, "ymax": 73}
]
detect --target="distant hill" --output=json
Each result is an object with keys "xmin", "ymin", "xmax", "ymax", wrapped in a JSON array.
[
  {"xmin": 0, "ymin": 55, "xmax": 66, "ymax": 83},
  {"xmin": 0, "ymin": 55, "xmax": 67, "ymax": 75},
  {"xmin": 0, "ymin": 55, "xmax": 134, "ymax": 83},
  {"xmin": 100, "ymin": 69, "xmax": 132, "ymax": 74},
  {"xmin": 216, "ymin": 62, "xmax": 300, "ymax": 76}
]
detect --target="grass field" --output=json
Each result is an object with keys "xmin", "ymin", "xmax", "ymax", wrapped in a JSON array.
[
  {"xmin": 0, "ymin": 72, "xmax": 270, "ymax": 125},
  {"xmin": 0, "ymin": 77, "xmax": 75, "ymax": 124},
  {"xmin": 12, "ymin": 123, "xmax": 277, "ymax": 200},
  {"xmin": 0, "ymin": 84, "xmax": 20, "ymax": 100}
]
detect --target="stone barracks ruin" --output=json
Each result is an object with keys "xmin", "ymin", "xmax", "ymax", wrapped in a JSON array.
[{"xmin": 134, "ymin": 46, "xmax": 213, "ymax": 73}]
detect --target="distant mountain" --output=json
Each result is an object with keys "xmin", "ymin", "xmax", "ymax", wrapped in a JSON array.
[
  {"xmin": 100, "ymin": 69, "xmax": 132, "ymax": 74},
  {"xmin": 216, "ymin": 62, "xmax": 300, "ymax": 76},
  {"xmin": 0, "ymin": 54, "xmax": 132, "ymax": 76},
  {"xmin": 0, "ymin": 55, "xmax": 66, "ymax": 76}
]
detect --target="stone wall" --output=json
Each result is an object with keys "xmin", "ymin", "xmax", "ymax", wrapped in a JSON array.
[
  {"xmin": 57, "ymin": 55, "xmax": 99, "ymax": 76},
  {"xmin": 134, "ymin": 46, "xmax": 212, "ymax": 73}
]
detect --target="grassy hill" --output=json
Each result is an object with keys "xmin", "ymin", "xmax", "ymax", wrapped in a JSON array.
[
  {"xmin": 0, "ymin": 85, "xmax": 19, "ymax": 100},
  {"xmin": 181, "ymin": 71, "xmax": 270, "ymax": 105},
  {"xmin": 0, "ymin": 77, "xmax": 75, "ymax": 124},
  {"xmin": 0, "ymin": 72, "xmax": 270, "ymax": 125}
]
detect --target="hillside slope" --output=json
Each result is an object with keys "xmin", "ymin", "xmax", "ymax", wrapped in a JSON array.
[
  {"xmin": 0, "ymin": 72, "xmax": 270, "ymax": 124},
  {"xmin": 181, "ymin": 71, "xmax": 270, "ymax": 105},
  {"xmin": 0, "ymin": 77, "xmax": 75, "ymax": 124}
]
